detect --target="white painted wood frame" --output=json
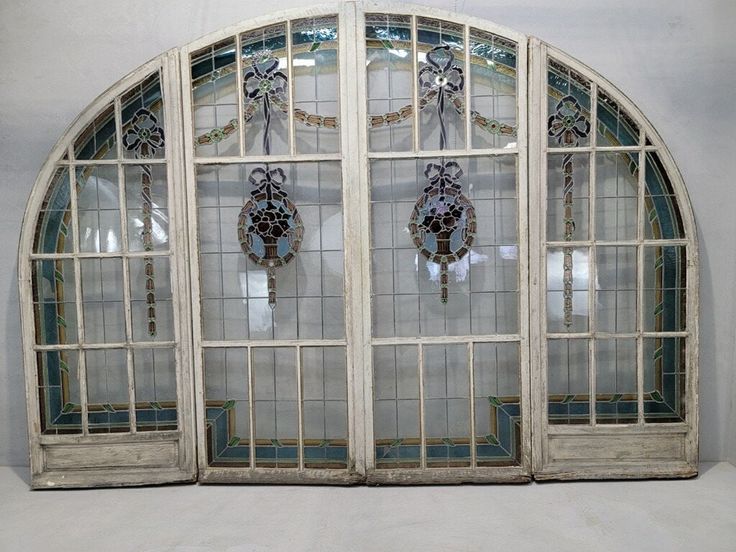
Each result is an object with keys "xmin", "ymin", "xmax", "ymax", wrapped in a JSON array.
[{"xmin": 18, "ymin": 1, "xmax": 698, "ymax": 488}]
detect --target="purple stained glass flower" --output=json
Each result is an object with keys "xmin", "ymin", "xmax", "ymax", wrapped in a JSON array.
[
  {"xmin": 418, "ymin": 45, "xmax": 464, "ymax": 95},
  {"xmin": 243, "ymin": 53, "xmax": 289, "ymax": 105}
]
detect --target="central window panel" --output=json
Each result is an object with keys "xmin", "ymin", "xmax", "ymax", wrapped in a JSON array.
[{"xmin": 364, "ymin": 13, "xmax": 529, "ymax": 478}]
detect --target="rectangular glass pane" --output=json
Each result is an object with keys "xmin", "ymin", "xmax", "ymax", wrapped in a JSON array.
[
  {"xmin": 34, "ymin": 167, "xmax": 74, "ymax": 254},
  {"xmin": 643, "ymin": 246, "xmax": 686, "ymax": 332},
  {"xmin": 546, "ymin": 247, "xmax": 589, "ymax": 333},
  {"xmin": 191, "ymin": 38, "xmax": 239, "ymax": 157},
  {"xmin": 423, "ymin": 344, "xmax": 470, "ymax": 467},
  {"xmin": 595, "ymin": 246, "xmax": 637, "ymax": 333},
  {"xmin": 253, "ymin": 347, "xmax": 298, "ymax": 468},
  {"xmin": 76, "ymin": 165, "xmax": 122, "ymax": 253},
  {"xmin": 86, "ymin": 349, "xmax": 130, "ymax": 433},
  {"xmin": 370, "ymin": 157, "xmax": 518, "ymax": 337},
  {"xmin": 417, "ymin": 17, "xmax": 465, "ymax": 151},
  {"xmin": 302, "ymin": 347, "xmax": 348, "ymax": 469},
  {"xmin": 469, "ymin": 29, "xmax": 517, "ymax": 149},
  {"xmin": 32, "ymin": 258, "xmax": 77, "ymax": 345},
  {"xmin": 366, "ymin": 13, "xmax": 413, "ymax": 152},
  {"xmin": 595, "ymin": 152, "xmax": 639, "ymax": 241},
  {"xmin": 644, "ymin": 337, "xmax": 686, "ymax": 423},
  {"xmin": 80, "ymin": 258, "xmax": 126, "ymax": 343},
  {"xmin": 473, "ymin": 343, "xmax": 521, "ymax": 466},
  {"xmin": 124, "ymin": 165, "xmax": 169, "ymax": 253},
  {"xmin": 37, "ymin": 350, "xmax": 81, "ymax": 435},
  {"xmin": 129, "ymin": 257, "xmax": 174, "ymax": 342},
  {"xmin": 547, "ymin": 153, "xmax": 589, "ymax": 242},
  {"xmin": 203, "ymin": 348, "xmax": 250, "ymax": 466},
  {"xmin": 548, "ymin": 338, "xmax": 590, "ymax": 424},
  {"xmin": 595, "ymin": 338, "xmax": 637, "ymax": 424},
  {"xmin": 373, "ymin": 345, "xmax": 420, "ymax": 469},
  {"xmin": 196, "ymin": 162, "xmax": 345, "ymax": 341},
  {"xmin": 134, "ymin": 348, "xmax": 177, "ymax": 431},
  {"xmin": 292, "ymin": 16, "xmax": 340, "ymax": 155}
]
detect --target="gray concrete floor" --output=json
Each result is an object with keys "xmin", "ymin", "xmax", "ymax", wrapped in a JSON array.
[{"xmin": 1, "ymin": 463, "xmax": 734, "ymax": 551}]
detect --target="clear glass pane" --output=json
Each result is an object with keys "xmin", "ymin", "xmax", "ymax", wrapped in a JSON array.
[
  {"xmin": 597, "ymin": 88, "xmax": 640, "ymax": 147},
  {"xmin": 73, "ymin": 103, "xmax": 117, "ymax": 160},
  {"xmin": 86, "ymin": 349, "xmax": 130, "ymax": 433},
  {"xmin": 423, "ymin": 344, "xmax": 470, "ymax": 468},
  {"xmin": 644, "ymin": 337, "xmax": 686, "ymax": 423},
  {"xmin": 76, "ymin": 165, "xmax": 122, "ymax": 253},
  {"xmin": 191, "ymin": 38, "xmax": 240, "ymax": 157},
  {"xmin": 595, "ymin": 246, "xmax": 637, "ymax": 333},
  {"xmin": 32, "ymin": 259, "xmax": 77, "ymax": 345},
  {"xmin": 546, "ymin": 247, "xmax": 589, "ymax": 333},
  {"xmin": 643, "ymin": 246, "xmax": 686, "ymax": 332},
  {"xmin": 302, "ymin": 347, "xmax": 348, "ymax": 469},
  {"xmin": 240, "ymin": 24, "xmax": 289, "ymax": 156},
  {"xmin": 548, "ymin": 338, "xmax": 590, "ymax": 424},
  {"xmin": 292, "ymin": 16, "xmax": 340, "ymax": 154},
  {"xmin": 473, "ymin": 343, "xmax": 521, "ymax": 466},
  {"xmin": 417, "ymin": 18, "xmax": 465, "ymax": 151},
  {"xmin": 547, "ymin": 58, "xmax": 591, "ymax": 148},
  {"xmin": 644, "ymin": 152, "xmax": 685, "ymax": 240},
  {"xmin": 373, "ymin": 345, "xmax": 420, "ymax": 469},
  {"xmin": 37, "ymin": 350, "xmax": 82, "ymax": 435},
  {"xmin": 121, "ymin": 72, "xmax": 166, "ymax": 160},
  {"xmin": 370, "ymin": 156, "xmax": 518, "ymax": 337},
  {"xmin": 134, "ymin": 348, "xmax": 177, "ymax": 431},
  {"xmin": 80, "ymin": 258, "xmax": 125, "ymax": 343},
  {"xmin": 469, "ymin": 29, "xmax": 517, "ymax": 148},
  {"xmin": 252, "ymin": 347, "xmax": 298, "ymax": 468},
  {"xmin": 366, "ymin": 13, "xmax": 413, "ymax": 152},
  {"xmin": 595, "ymin": 152, "xmax": 638, "ymax": 241},
  {"xmin": 547, "ymin": 153, "xmax": 589, "ymax": 242},
  {"xmin": 203, "ymin": 348, "xmax": 250, "ymax": 466},
  {"xmin": 595, "ymin": 338, "xmax": 637, "ymax": 424},
  {"xmin": 125, "ymin": 165, "xmax": 169, "ymax": 252},
  {"xmin": 34, "ymin": 167, "xmax": 74, "ymax": 254},
  {"xmin": 196, "ymin": 162, "xmax": 344, "ymax": 341}
]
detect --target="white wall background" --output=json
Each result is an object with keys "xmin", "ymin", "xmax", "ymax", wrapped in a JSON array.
[{"xmin": 0, "ymin": 0, "xmax": 734, "ymax": 467}]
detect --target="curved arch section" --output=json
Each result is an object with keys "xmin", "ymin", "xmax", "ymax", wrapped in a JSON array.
[
  {"xmin": 19, "ymin": 52, "xmax": 196, "ymax": 488},
  {"xmin": 533, "ymin": 41, "xmax": 697, "ymax": 480}
]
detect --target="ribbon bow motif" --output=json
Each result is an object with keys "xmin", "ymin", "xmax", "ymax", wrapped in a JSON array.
[{"xmin": 548, "ymin": 95, "xmax": 591, "ymax": 146}]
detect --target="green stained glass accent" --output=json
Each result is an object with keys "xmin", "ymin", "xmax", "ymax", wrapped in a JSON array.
[
  {"xmin": 649, "ymin": 208, "xmax": 658, "ymax": 222},
  {"xmin": 487, "ymin": 395, "xmax": 503, "ymax": 407},
  {"xmin": 59, "ymin": 223, "xmax": 68, "ymax": 237},
  {"xmin": 309, "ymin": 42, "xmax": 321, "ymax": 52},
  {"xmin": 270, "ymin": 439, "xmax": 283, "ymax": 448},
  {"xmin": 56, "ymin": 315, "xmax": 67, "ymax": 328},
  {"xmin": 381, "ymin": 39, "xmax": 394, "ymax": 49},
  {"xmin": 149, "ymin": 401, "xmax": 162, "ymax": 410},
  {"xmin": 54, "ymin": 269, "xmax": 64, "ymax": 282},
  {"xmin": 561, "ymin": 394, "xmax": 576, "ymax": 404},
  {"xmin": 609, "ymin": 393, "xmax": 623, "ymax": 403},
  {"xmin": 59, "ymin": 359, "xmax": 69, "ymax": 374},
  {"xmin": 650, "ymin": 390, "xmax": 664, "ymax": 403},
  {"xmin": 61, "ymin": 402, "xmax": 76, "ymax": 414},
  {"xmin": 654, "ymin": 347, "xmax": 663, "ymax": 360},
  {"xmin": 222, "ymin": 400, "xmax": 235, "ymax": 410},
  {"xmin": 655, "ymin": 255, "xmax": 664, "ymax": 270},
  {"xmin": 484, "ymin": 434, "xmax": 500, "ymax": 446},
  {"xmin": 318, "ymin": 439, "xmax": 331, "ymax": 448},
  {"xmin": 441, "ymin": 437, "xmax": 455, "ymax": 447},
  {"xmin": 102, "ymin": 403, "xmax": 116, "ymax": 413},
  {"xmin": 654, "ymin": 303, "xmax": 664, "ymax": 316},
  {"xmin": 228, "ymin": 436, "xmax": 241, "ymax": 447},
  {"xmin": 389, "ymin": 438, "xmax": 403, "ymax": 448}
]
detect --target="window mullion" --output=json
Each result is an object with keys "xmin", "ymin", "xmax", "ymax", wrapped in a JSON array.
[{"xmin": 588, "ymin": 81, "xmax": 598, "ymax": 426}]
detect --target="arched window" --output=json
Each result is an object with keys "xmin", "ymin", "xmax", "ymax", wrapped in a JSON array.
[{"xmin": 19, "ymin": 2, "xmax": 697, "ymax": 488}]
